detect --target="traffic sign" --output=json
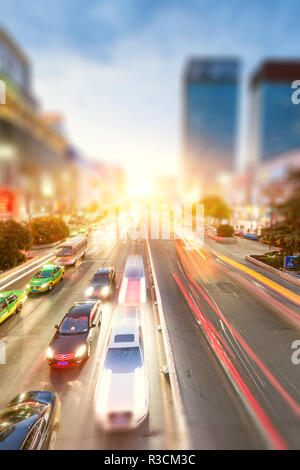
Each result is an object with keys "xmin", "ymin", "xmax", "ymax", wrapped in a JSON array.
[{"xmin": 284, "ymin": 256, "xmax": 300, "ymax": 269}]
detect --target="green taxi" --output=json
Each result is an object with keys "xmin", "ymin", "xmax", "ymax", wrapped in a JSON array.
[
  {"xmin": 0, "ymin": 291, "xmax": 27, "ymax": 324},
  {"xmin": 26, "ymin": 264, "xmax": 65, "ymax": 294}
]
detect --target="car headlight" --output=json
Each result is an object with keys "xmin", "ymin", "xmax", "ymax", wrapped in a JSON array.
[
  {"xmin": 26, "ymin": 284, "xmax": 30, "ymax": 289},
  {"xmin": 74, "ymin": 344, "xmax": 87, "ymax": 359},
  {"xmin": 100, "ymin": 286, "xmax": 109, "ymax": 296},
  {"xmin": 46, "ymin": 346, "xmax": 53, "ymax": 359},
  {"xmin": 86, "ymin": 286, "xmax": 94, "ymax": 296},
  {"xmin": 41, "ymin": 283, "xmax": 48, "ymax": 288}
]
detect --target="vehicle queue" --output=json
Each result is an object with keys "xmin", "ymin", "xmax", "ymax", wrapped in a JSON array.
[{"xmin": 0, "ymin": 233, "xmax": 149, "ymax": 449}]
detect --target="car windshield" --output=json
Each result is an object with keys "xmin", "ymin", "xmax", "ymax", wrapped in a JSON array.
[
  {"xmin": 34, "ymin": 270, "xmax": 53, "ymax": 279},
  {"xmin": 59, "ymin": 316, "xmax": 89, "ymax": 334},
  {"xmin": 114, "ymin": 334, "xmax": 134, "ymax": 343},
  {"xmin": 125, "ymin": 265, "xmax": 143, "ymax": 279},
  {"xmin": 92, "ymin": 273, "xmax": 109, "ymax": 284},
  {"xmin": 0, "ymin": 300, "xmax": 7, "ymax": 311},
  {"xmin": 0, "ymin": 403, "xmax": 46, "ymax": 435},
  {"xmin": 104, "ymin": 347, "xmax": 142, "ymax": 373},
  {"xmin": 56, "ymin": 247, "xmax": 72, "ymax": 256}
]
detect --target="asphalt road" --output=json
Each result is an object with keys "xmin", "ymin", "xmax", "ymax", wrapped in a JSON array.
[
  {"xmin": 0, "ymin": 231, "xmax": 177, "ymax": 450},
  {"xmin": 205, "ymin": 236, "xmax": 300, "ymax": 300},
  {"xmin": 149, "ymin": 238, "xmax": 300, "ymax": 449},
  {"xmin": 0, "ymin": 228, "xmax": 299, "ymax": 449}
]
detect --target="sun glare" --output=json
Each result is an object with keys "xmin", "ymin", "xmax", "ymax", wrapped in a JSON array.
[{"xmin": 128, "ymin": 175, "xmax": 153, "ymax": 198}]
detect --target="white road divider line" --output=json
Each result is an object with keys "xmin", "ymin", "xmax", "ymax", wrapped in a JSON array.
[
  {"xmin": 0, "ymin": 253, "xmax": 54, "ymax": 290},
  {"xmin": 146, "ymin": 238, "xmax": 190, "ymax": 450}
]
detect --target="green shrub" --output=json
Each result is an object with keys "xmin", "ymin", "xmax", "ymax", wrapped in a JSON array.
[
  {"xmin": 217, "ymin": 224, "xmax": 234, "ymax": 237},
  {"xmin": 29, "ymin": 216, "xmax": 69, "ymax": 245},
  {"xmin": 253, "ymin": 253, "xmax": 283, "ymax": 269},
  {"xmin": 0, "ymin": 240, "xmax": 27, "ymax": 271},
  {"xmin": 0, "ymin": 220, "xmax": 32, "ymax": 271},
  {"xmin": 202, "ymin": 196, "xmax": 231, "ymax": 221}
]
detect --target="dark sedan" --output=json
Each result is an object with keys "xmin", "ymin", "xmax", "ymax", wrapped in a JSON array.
[
  {"xmin": 46, "ymin": 300, "xmax": 102, "ymax": 368},
  {"xmin": 0, "ymin": 390, "xmax": 60, "ymax": 450},
  {"xmin": 85, "ymin": 267, "xmax": 115, "ymax": 300}
]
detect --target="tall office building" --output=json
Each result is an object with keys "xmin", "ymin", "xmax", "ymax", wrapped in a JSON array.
[
  {"xmin": 249, "ymin": 61, "xmax": 300, "ymax": 166},
  {"xmin": 0, "ymin": 28, "xmax": 68, "ymax": 218},
  {"xmin": 182, "ymin": 58, "xmax": 240, "ymax": 199}
]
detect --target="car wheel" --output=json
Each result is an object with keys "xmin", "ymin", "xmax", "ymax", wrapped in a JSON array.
[
  {"xmin": 48, "ymin": 426, "xmax": 58, "ymax": 450},
  {"xmin": 61, "ymin": 272, "xmax": 64, "ymax": 280},
  {"xmin": 48, "ymin": 283, "xmax": 53, "ymax": 291},
  {"xmin": 16, "ymin": 302, "xmax": 22, "ymax": 313}
]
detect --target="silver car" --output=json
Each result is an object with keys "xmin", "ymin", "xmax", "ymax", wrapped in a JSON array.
[{"xmin": 94, "ymin": 321, "xmax": 148, "ymax": 431}]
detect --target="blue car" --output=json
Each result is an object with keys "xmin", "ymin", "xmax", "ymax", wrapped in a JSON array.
[{"xmin": 244, "ymin": 232, "xmax": 259, "ymax": 241}]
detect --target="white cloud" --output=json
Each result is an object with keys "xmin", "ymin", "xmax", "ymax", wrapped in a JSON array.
[
  {"xmin": 30, "ymin": 0, "xmax": 300, "ymax": 184},
  {"xmin": 32, "ymin": 35, "xmax": 181, "ymax": 182}
]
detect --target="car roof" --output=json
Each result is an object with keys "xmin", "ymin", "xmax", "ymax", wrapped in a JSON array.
[
  {"xmin": 124, "ymin": 255, "xmax": 144, "ymax": 278},
  {"xmin": 109, "ymin": 322, "xmax": 140, "ymax": 348},
  {"xmin": 67, "ymin": 301, "xmax": 96, "ymax": 317},
  {"xmin": 38, "ymin": 265, "xmax": 55, "ymax": 272},
  {"xmin": 42, "ymin": 264, "xmax": 61, "ymax": 269},
  {"xmin": 0, "ymin": 291, "xmax": 22, "ymax": 298},
  {"xmin": 125, "ymin": 255, "xmax": 143, "ymax": 267},
  {"xmin": 95, "ymin": 268, "xmax": 112, "ymax": 274}
]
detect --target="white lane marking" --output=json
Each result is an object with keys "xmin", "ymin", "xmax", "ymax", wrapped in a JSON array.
[
  {"xmin": 0, "ymin": 254, "xmax": 54, "ymax": 290},
  {"xmin": 219, "ymin": 319, "xmax": 265, "ymax": 388},
  {"xmin": 0, "ymin": 252, "xmax": 55, "ymax": 283}
]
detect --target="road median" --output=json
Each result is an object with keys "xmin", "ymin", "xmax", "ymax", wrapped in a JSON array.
[
  {"xmin": 145, "ymin": 238, "xmax": 189, "ymax": 450},
  {"xmin": 246, "ymin": 254, "xmax": 300, "ymax": 288}
]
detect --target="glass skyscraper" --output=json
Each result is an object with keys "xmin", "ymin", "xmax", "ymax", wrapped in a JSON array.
[
  {"xmin": 249, "ymin": 61, "xmax": 300, "ymax": 166},
  {"xmin": 182, "ymin": 58, "xmax": 240, "ymax": 198}
]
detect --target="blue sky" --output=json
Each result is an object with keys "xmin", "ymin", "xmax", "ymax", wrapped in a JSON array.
[{"xmin": 1, "ymin": 0, "xmax": 300, "ymax": 185}]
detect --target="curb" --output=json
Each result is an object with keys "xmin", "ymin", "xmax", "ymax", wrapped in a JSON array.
[{"xmin": 246, "ymin": 255, "xmax": 300, "ymax": 289}]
